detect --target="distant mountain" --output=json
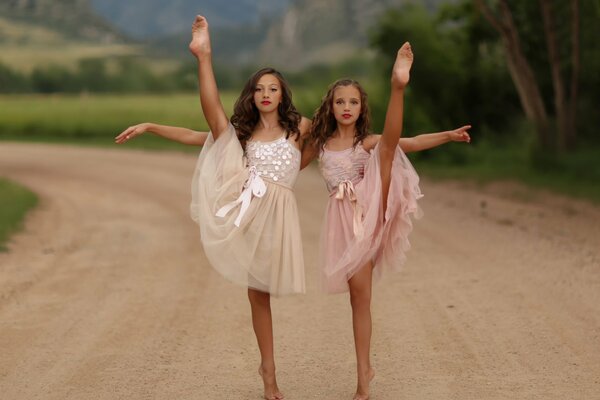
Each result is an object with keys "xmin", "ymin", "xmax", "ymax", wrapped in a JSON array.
[
  {"xmin": 0, "ymin": 0, "xmax": 125, "ymax": 43},
  {"xmin": 89, "ymin": 0, "xmax": 291, "ymax": 39},
  {"xmin": 144, "ymin": 0, "xmax": 450, "ymax": 69},
  {"xmin": 0, "ymin": 0, "xmax": 451, "ymax": 71},
  {"xmin": 259, "ymin": 0, "xmax": 447, "ymax": 69},
  {"xmin": 149, "ymin": 23, "xmax": 272, "ymax": 66},
  {"xmin": 0, "ymin": 0, "xmax": 144, "ymax": 72}
]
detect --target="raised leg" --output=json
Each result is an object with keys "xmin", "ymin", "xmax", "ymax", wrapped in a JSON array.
[
  {"xmin": 379, "ymin": 42, "xmax": 413, "ymax": 213},
  {"xmin": 189, "ymin": 15, "xmax": 229, "ymax": 139}
]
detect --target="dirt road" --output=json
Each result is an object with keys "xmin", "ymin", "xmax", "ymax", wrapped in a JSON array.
[{"xmin": 1, "ymin": 142, "xmax": 598, "ymax": 399}]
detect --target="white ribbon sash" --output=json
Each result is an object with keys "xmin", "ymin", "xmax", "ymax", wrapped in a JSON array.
[
  {"xmin": 335, "ymin": 180, "xmax": 364, "ymax": 239},
  {"xmin": 216, "ymin": 166, "xmax": 267, "ymax": 227}
]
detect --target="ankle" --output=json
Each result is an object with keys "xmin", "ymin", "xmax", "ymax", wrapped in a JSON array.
[{"xmin": 357, "ymin": 364, "xmax": 372, "ymax": 374}]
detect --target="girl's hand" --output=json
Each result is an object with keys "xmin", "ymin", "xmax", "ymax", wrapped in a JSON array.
[
  {"xmin": 448, "ymin": 125, "xmax": 472, "ymax": 143},
  {"xmin": 391, "ymin": 42, "xmax": 413, "ymax": 90},
  {"xmin": 115, "ymin": 123, "xmax": 150, "ymax": 144},
  {"xmin": 189, "ymin": 15, "xmax": 212, "ymax": 58}
]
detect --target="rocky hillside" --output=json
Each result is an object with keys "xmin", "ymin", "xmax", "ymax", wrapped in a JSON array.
[
  {"xmin": 0, "ymin": 0, "xmax": 449, "ymax": 70},
  {"xmin": 89, "ymin": 0, "xmax": 291, "ymax": 39},
  {"xmin": 142, "ymin": 0, "xmax": 448, "ymax": 69},
  {"xmin": 0, "ymin": 0, "xmax": 124, "ymax": 43},
  {"xmin": 259, "ymin": 0, "xmax": 445, "ymax": 68}
]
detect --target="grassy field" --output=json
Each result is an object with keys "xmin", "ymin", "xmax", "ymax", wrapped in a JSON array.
[
  {"xmin": 0, "ymin": 16, "xmax": 145, "ymax": 73},
  {"xmin": 1, "ymin": 93, "xmax": 598, "ymax": 204},
  {"xmin": 413, "ymin": 139, "xmax": 600, "ymax": 203},
  {"xmin": 0, "ymin": 93, "xmax": 220, "ymax": 151},
  {"xmin": 0, "ymin": 92, "xmax": 323, "ymax": 151},
  {"xmin": 0, "ymin": 16, "xmax": 183, "ymax": 76},
  {"xmin": 0, "ymin": 178, "xmax": 38, "ymax": 252}
]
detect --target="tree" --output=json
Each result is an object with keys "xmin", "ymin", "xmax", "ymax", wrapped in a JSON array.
[
  {"xmin": 369, "ymin": 2, "xmax": 520, "ymax": 138},
  {"xmin": 475, "ymin": 0, "xmax": 580, "ymax": 151},
  {"xmin": 0, "ymin": 63, "xmax": 30, "ymax": 93}
]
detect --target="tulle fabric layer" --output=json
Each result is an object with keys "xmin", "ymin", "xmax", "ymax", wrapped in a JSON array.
[
  {"xmin": 190, "ymin": 124, "xmax": 305, "ymax": 296},
  {"xmin": 320, "ymin": 143, "xmax": 423, "ymax": 294}
]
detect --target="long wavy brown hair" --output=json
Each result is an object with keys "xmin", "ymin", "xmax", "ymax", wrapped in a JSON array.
[
  {"xmin": 310, "ymin": 79, "xmax": 371, "ymax": 151},
  {"xmin": 230, "ymin": 68, "xmax": 301, "ymax": 146}
]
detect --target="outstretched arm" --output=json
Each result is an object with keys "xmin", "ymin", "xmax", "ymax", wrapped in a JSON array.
[
  {"xmin": 399, "ymin": 125, "xmax": 471, "ymax": 153},
  {"xmin": 189, "ymin": 15, "xmax": 229, "ymax": 139},
  {"xmin": 115, "ymin": 123, "xmax": 208, "ymax": 146}
]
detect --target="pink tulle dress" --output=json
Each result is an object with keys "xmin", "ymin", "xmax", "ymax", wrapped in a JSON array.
[
  {"xmin": 318, "ymin": 140, "xmax": 423, "ymax": 293},
  {"xmin": 190, "ymin": 124, "xmax": 305, "ymax": 296}
]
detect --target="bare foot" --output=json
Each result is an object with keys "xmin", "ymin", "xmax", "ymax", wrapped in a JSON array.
[
  {"xmin": 353, "ymin": 368, "xmax": 375, "ymax": 400},
  {"xmin": 189, "ymin": 15, "xmax": 211, "ymax": 58},
  {"xmin": 258, "ymin": 366, "xmax": 284, "ymax": 400},
  {"xmin": 391, "ymin": 42, "xmax": 413, "ymax": 90}
]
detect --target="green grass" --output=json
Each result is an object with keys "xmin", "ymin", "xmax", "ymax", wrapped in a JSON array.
[
  {"xmin": 2, "ymin": 93, "xmax": 599, "ymax": 204},
  {"xmin": 0, "ymin": 93, "xmax": 222, "ymax": 152},
  {"xmin": 0, "ymin": 16, "xmax": 144, "ymax": 72},
  {"xmin": 0, "ymin": 93, "xmax": 213, "ymax": 133},
  {"xmin": 412, "ymin": 140, "xmax": 600, "ymax": 203},
  {"xmin": 0, "ymin": 91, "xmax": 323, "ymax": 151},
  {"xmin": 0, "ymin": 178, "xmax": 38, "ymax": 252}
]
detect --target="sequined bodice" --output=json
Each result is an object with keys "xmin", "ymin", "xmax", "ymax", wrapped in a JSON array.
[
  {"xmin": 319, "ymin": 145, "xmax": 371, "ymax": 193},
  {"xmin": 245, "ymin": 136, "xmax": 300, "ymax": 188}
]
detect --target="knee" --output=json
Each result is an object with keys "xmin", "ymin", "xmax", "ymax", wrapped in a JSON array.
[
  {"xmin": 248, "ymin": 288, "xmax": 270, "ymax": 306},
  {"xmin": 350, "ymin": 286, "xmax": 372, "ymax": 309}
]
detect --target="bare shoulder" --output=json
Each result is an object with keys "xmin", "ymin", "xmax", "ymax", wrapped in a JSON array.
[{"xmin": 362, "ymin": 134, "xmax": 380, "ymax": 151}]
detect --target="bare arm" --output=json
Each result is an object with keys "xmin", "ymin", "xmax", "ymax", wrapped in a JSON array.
[
  {"xmin": 399, "ymin": 125, "xmax": 471, "ymax": 153},
  {"xmin": 115, "ymin": 123, "xmax": 209, "ymax": 146},
  {"xmin": 299, "ymin": 117, "xmax": 318, "ymax": 170},
  {"xmin": 300, "ymin": 143, "xmax": 318, "ymax": 170},
  {"xmin": 189, "ymin": 15, "xmax": 229, "ymax": 139}
]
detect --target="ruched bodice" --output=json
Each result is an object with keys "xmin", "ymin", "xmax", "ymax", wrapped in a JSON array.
[
  {"xmin": 246, "ymin": 136, "xmax": 300, "ymax": 189},
  {"xmin": 316, "ymin": 140, "xmax": 423, "ymax": 293},
  {"xmin": 319, "ymin": 145, "xmax": 371, "ymax": 193}
]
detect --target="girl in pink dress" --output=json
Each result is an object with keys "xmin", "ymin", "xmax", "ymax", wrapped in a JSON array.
[{"xmin": 302, "ymin": 44, "xmax": 470, "ymax": 399}]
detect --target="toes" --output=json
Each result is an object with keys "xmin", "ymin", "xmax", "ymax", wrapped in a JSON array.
[{"xmin": 398, "ymin": 42, "xmax": 411, "ymax": 53}]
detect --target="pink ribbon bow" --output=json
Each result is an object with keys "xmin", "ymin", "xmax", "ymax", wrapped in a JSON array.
[{"xmin": 335, "ymin": 180, "xmax": 364, "ymax": 239}]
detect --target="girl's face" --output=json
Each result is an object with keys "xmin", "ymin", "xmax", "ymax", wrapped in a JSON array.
[
  {"xmin": 332, "ymin": 85, "xmax": 361, "ymax": 127},
  {"xmin": 254, "ymin": 74, "xmax": 282, "ymax": 113}
]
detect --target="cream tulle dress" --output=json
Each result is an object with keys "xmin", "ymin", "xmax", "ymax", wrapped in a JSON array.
[
  {"xmin": 190, "ymin": 124, "xmax": 305, "ymax": 296},
  {"xmin": 318, "ymin": 141, "xmax": 423, "ymax": 294}
]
